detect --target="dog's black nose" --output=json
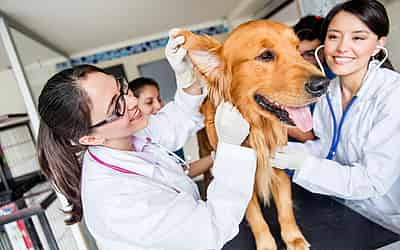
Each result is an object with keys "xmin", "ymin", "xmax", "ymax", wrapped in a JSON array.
[{"xmin": 305, "ymin": 76, "xmax": 330, "ymax": 97}]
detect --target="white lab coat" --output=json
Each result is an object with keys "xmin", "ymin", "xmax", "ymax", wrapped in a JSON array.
[
  {"xmin": 292, "ymin": 61, "xmax": 400, "ymax": 234},
  {"xmin": 81, "ymin": 89, "xmax": 257, "ymax": 250}
]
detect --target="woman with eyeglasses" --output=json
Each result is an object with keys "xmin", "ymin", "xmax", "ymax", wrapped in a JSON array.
[{"xmin": 37, "ymin": 30, "xmax": 257, "ymax": 249}]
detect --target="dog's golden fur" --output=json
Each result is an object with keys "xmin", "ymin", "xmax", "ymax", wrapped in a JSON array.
[{"xmin": 179, "ymin": 20, "xmax": 324, "ymax": 250}]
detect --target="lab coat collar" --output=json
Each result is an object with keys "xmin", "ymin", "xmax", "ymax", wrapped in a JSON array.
[
  {"xmin": 356, "ymin": 60, "xmax": 381, "ymax": 101},
  {"xmin": 87, "ymin": 144, "xmax": 155, "ymax": 178},
  {"xmin": 327, "ymin": 60, "xmax": 382, "ymax": 103}
]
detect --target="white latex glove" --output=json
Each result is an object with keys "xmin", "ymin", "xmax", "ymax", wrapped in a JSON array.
[
  {"xmin": 271, "ymin": 145, "xmax": 312, "ymax": 170},
  {"xmin": 215, "ymin": 102, "xmax": 250, "ymax": 146},
  {"xmin": 165, "ymin": 28, "xmax": 195, "ymax": 89}
]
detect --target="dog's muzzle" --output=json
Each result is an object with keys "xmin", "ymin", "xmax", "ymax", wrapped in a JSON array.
[{"xmin": 254, "ymin": 94, "xmax": 295, "ymax": 126}]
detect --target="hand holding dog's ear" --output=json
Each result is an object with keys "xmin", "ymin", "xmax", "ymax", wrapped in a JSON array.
[
  {"xmin": 215, "ymin": 102, "xmax": 249, "ymax": 146},
  {"xmin": 166, "ymin": 28, "xmax": 195, "ymax": 89}
]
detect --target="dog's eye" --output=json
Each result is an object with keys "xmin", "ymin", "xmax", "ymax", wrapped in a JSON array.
[{"xmin": 256, "ymin": 50, "xmax": 275, "ymax": 62}]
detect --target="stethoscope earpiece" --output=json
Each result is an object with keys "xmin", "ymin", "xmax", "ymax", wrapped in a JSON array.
[
  {"xmin": 375, "ymin": 45, "xmax": 388, "ymax": 68},
  {"xmin": 314, "ymin": 45, "xmax": 326, "ymax": 76}
]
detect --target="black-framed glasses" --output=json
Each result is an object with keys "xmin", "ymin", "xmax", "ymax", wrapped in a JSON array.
[{"xmin": 90, "ymin": 77, "xmax": 129, "ymax": 129}]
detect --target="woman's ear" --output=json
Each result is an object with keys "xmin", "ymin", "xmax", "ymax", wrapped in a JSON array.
[
  {"xmin": 378, "ymin": 36, "xmax": 387, "ymax": 47},
  {"xmin": 373, "ymin": 36, "xmax": 388, "ymax": 56},
  {"xmin": 79, "ymin": 134, "xmax": 106, "ymax": 146}
]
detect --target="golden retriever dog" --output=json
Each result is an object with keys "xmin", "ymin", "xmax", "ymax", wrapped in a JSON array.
[{"xmin": 178, "ymin": 20, "xmax": 329, "ymax": 250}]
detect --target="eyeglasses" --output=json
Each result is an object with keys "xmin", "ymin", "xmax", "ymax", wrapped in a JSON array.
[{"xmin": 90, "ymin": 77, "xmax": 129, "ymax": 129}]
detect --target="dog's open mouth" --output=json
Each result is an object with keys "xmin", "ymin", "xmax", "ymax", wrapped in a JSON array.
[{"xmin": 254, "ymin": 94, "xmax": 313, "ymax": 132}]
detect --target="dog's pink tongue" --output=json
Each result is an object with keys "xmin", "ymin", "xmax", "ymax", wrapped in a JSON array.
[{"xmin": 285, "ymin": 106, "xmax": 313, "ymax": 132}]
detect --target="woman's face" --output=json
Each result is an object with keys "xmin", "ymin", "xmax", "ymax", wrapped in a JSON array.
[
  {"xmin": 137, "ymin": 85, "xmax": 163, "ymax": 117},
  {"xmin": 81, "ymin": 72, "xmax": 148, "ymax": 140},
  {"xmin": 324, "ymin": 11, "xmax": 385, "ymax": 77}
]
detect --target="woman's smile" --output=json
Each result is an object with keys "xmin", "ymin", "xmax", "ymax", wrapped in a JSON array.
[{"xmin": 333, "ymin": 56, "xmax": 355, "ymax": 65}]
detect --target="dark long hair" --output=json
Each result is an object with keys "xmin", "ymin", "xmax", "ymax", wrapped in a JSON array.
[
  {"xmin": 37, "ymin": 64, "xmax": 106, "ymax": 225},
  {"xmin": 321, "ymin": 0, "xmax": 394, "ymax": 70},
  {"xmin": 128, "ymin": 77, "xmax": 160, "ymax": 98}
]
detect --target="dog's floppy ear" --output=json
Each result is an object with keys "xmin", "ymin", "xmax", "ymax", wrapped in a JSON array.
[{"xmin": 178, "ymin": 30, "xmax": 231, "ymax": 105}]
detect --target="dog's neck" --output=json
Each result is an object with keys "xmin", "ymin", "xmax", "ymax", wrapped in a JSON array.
[{"xmin": 261, "ymin": 119, "xmax": 288, "ymax": 151}]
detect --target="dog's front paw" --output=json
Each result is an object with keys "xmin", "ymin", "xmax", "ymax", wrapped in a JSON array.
[
  {"xmin": 254, "ymin": 232, "xmax": 277, "ymax": 250},
  {"xmin": 281, "ymin": 224, "xmax": 310, "ymax": 250},
  {"xmin": 285, "ymin": 237, "xmax": 310, "ymax": 250}
]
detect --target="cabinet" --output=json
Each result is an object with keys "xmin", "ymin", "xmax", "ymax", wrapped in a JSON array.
[
  {"xmin": 0, "ymin": 114, "xmax": 44, "ymax": 201},
  {"xmin": 0, "ymin": 114, "xmax": 87, "ymax": 250},
  {"xmin": 0, "ymin": 114, "xmax": 54, "ymax": 249}
]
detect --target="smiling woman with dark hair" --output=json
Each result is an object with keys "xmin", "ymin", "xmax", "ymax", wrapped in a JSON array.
[
  {"xmin": 36, "ymin": 29, "xmax": 257, "ymax": 249},
  {"xmin": 273, "ymin": 0, "xmax": 400, "ymax": 234}
]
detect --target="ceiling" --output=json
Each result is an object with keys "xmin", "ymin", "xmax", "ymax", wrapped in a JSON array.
[{"xmin": 0, "ymin": 0, "xmax": 294, "ymax": 71}]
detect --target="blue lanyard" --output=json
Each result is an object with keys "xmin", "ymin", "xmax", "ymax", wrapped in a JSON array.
[{"xmin": 326, "ymin": 94, "xmax": 357, "ymax": 160}]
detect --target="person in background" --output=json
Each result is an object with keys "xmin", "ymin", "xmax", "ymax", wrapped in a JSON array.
[
  {"xmin": 273, "ymin": 0, "xmax": 400, "ymax": 234},
  {"xmin": 293, "ymin": 15, "xmax": 325, "ymax": 67},
  {"xmin": 294, "ymin": 15, "xmax": 336, "ymax": 79},
  {"xmin": 128, "ymin": 77, "xmax": 164, "ymax": 117},
  {"xmin": 129, "ymin": 76, "xmax": 213, "ymax": 178}
]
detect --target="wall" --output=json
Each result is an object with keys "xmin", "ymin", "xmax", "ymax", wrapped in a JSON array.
[
  {"xmin": 0, "ymin": 63, "xmax": 57, "ymax": 116},
  {"xmin": 269, "ymin": 0, "xmax": 300, "ymax": 25},
  {"xmin": 0, "ymin": 69, "xmax": 26, "ymax": 116},
  {"xmin": 382, "ymin": 0, "xmax": 400, "ymax": 69}
]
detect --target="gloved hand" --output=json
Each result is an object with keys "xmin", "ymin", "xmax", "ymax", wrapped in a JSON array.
[
  {"xmin": 165, "ymin": 28, "xmax": 195, "ymax": 89},
  {"xmin": 215, "ymin": 102, "xmax": 249, "ymax": 146},
  {"xmin": 271, "ymin": 145, "xmax": 312, "ymax": 170}
]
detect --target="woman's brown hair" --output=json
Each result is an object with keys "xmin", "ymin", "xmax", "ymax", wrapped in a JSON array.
[{"xmin": 37, "ymin": 64, "xmax": 106, "ymax": 224}]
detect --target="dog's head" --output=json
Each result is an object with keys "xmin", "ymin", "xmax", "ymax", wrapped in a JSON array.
[{"xmin": 180, "ymin": 20, "xmax": 329, "ymax": 133}]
